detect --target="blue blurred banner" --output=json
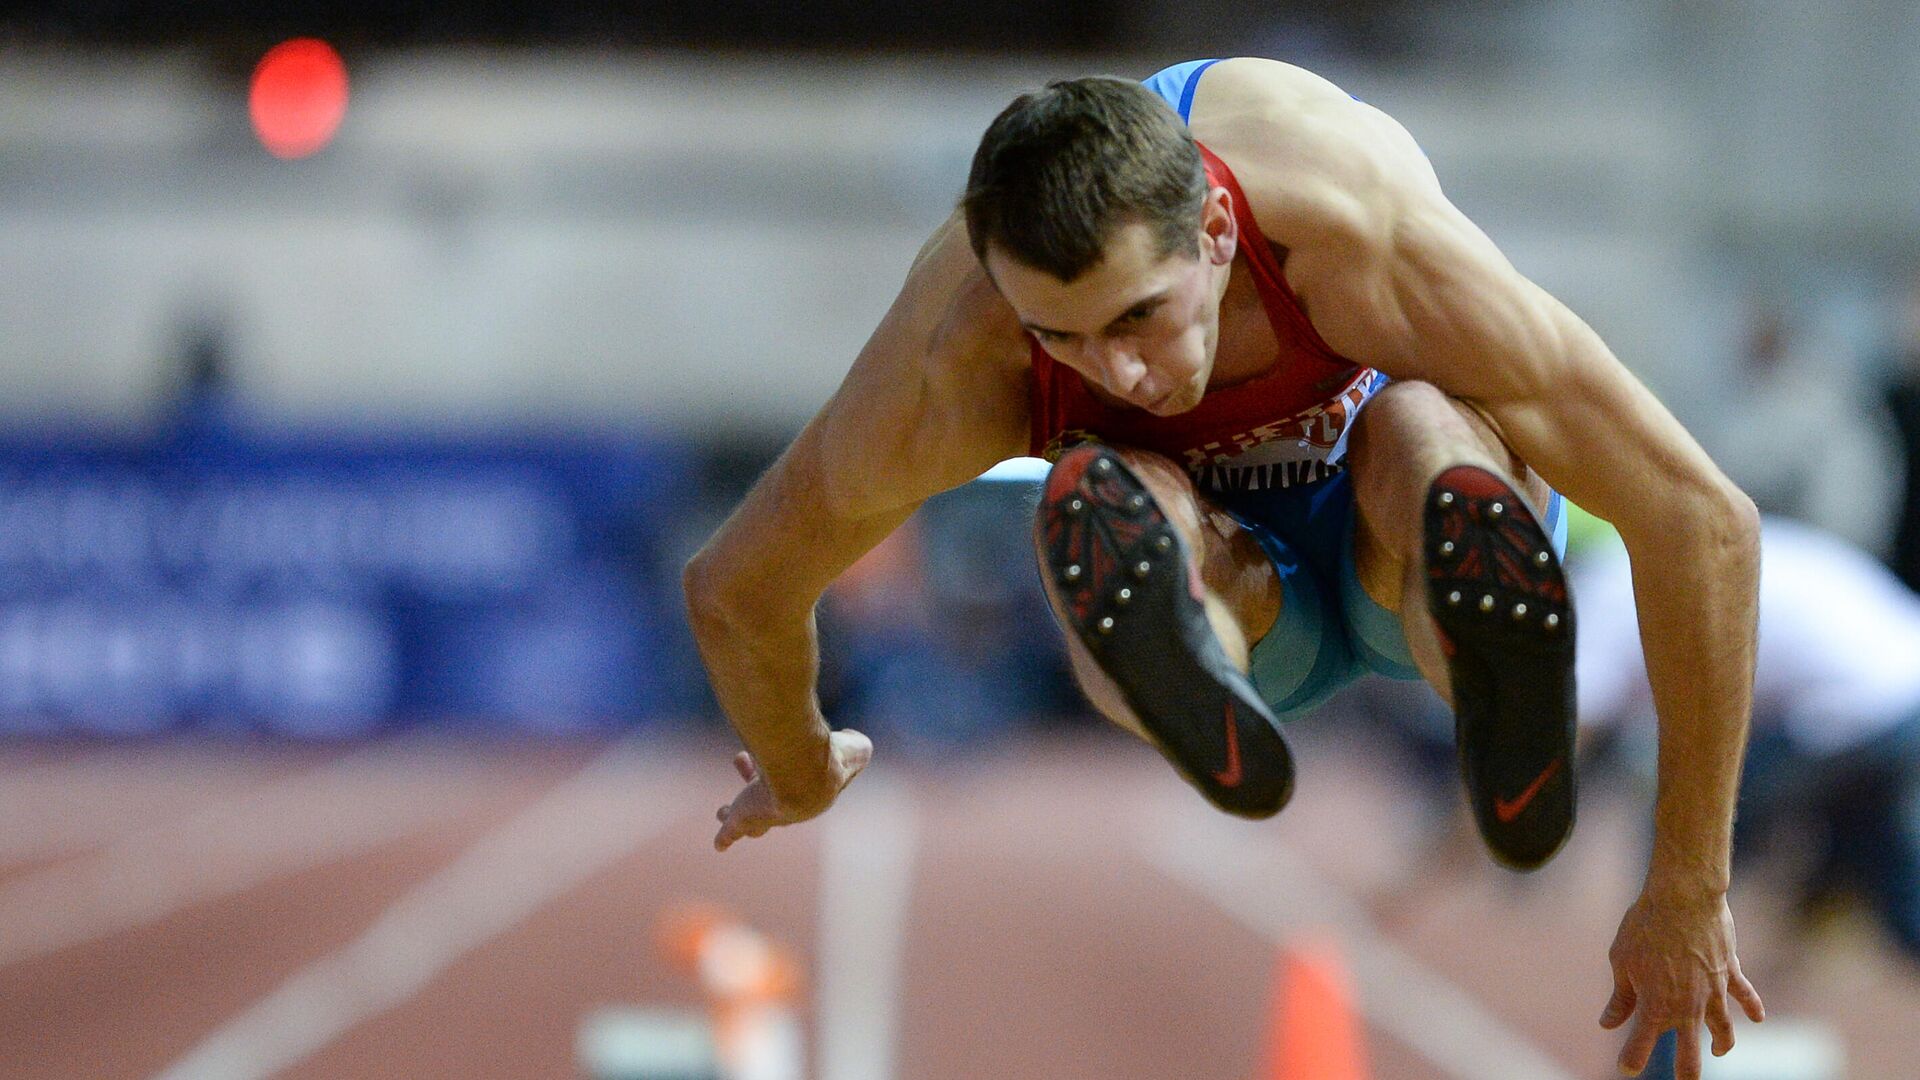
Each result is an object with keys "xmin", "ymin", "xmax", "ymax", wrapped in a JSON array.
[{"xmin": 0, "ymin": 415, "xmax": 697, "ymax": 735}]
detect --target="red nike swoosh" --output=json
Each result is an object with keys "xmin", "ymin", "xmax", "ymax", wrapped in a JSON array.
[
  {"xmin": 1212, "ymin": 700, "xmax": 1243, "ymax": 787},
  {"xmin": 1494, "ymin": 758, "xmax": 1562, "ymax": 823}
]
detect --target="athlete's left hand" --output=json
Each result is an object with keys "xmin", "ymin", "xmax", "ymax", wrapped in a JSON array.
[{"xmin": 1599, "ymin": 887, "xmax": 1766, "ymax": 1078}]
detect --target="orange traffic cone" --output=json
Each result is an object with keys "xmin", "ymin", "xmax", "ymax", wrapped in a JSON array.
[{"xmin": 1258, "ymin": 936, "xmax": 1370, "ymax": 1080}]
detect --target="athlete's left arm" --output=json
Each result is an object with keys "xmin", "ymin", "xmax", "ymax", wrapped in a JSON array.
[{"xmin": 1285, "ymin": 92, "xmax": 1766, "ymax": 1078}]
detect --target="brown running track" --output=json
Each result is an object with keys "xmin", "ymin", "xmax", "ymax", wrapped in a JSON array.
[{"xmin": 1, "ymin": 728, "xmax": 1916, "ymax": 1079}]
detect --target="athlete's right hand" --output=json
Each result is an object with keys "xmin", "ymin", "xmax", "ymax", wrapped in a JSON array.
[{"xmin": 713, "ymin": 728, "xmax": 873, "ymax": 851}]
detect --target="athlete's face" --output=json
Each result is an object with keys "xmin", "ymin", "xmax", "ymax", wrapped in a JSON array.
[{"xmin": 985, "ymin": 188, "xmax": 1237, "ymax": 417}]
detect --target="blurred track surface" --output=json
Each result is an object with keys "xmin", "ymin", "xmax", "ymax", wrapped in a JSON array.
[{"xmin": 2, "ymin": 730, "xmax": 1917, "ymax": 1079}]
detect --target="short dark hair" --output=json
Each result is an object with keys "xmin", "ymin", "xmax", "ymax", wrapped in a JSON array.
[{"xmin": 963, "ymin": 76, "xmax": 1208, "ymax": 282}]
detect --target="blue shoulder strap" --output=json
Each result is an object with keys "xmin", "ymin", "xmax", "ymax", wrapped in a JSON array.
[{"xmin": 1141, "ymin": 59, "xmax": 1221, "ymax": 123}]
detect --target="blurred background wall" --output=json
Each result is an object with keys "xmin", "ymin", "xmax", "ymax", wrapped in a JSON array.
[
  {"xmin": 2, "ymin": 0, "xmax": 1919, "ymax": 736},
  {"xmin": 5, "ymin": 1, "xmax": 1920, "ymax": 432}
]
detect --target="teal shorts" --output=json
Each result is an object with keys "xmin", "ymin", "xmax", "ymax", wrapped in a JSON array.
[{"xmin": 1221, "ymin": 469, "xmax": 1568, "ymax": 723}]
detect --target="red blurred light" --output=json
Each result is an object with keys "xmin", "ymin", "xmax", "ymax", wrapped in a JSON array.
[{"xmin": 250, "ymin": 39, "xmax": 349, "ymax": 160}]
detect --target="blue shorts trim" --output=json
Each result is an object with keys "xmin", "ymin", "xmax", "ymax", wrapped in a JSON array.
[{"xmin": 1230, "ymin": 472, "xmax": 1567, "ymax": 723}]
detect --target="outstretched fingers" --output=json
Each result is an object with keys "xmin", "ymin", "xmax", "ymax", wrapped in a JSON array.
[
  {"xmin": 1674, "ymin": 1020, "xmax": 1703, "ymax": 1079},
  {"xmin": 1705, "ymin": 989, "xmax": 1735, "ymax": 1057},
  {"xmin": 1704, "ymin": 956, "xmax": 1767, "ymax": 1061},
  {"xmin": 1616, "ymin": 1015, "xmax": 1665, "ymax": 1076},
  {"xmin": 714, "ymin": 796, "xmax": 773, "ymax": 851},
  {"xmin": 1606, "ymin": 975, "xmax": 1761, "ymax": 1076},
  {"xmin": 714, "ymin": 754, "xmax": 776, "ymax": 852},
  {"xmin": 1599, "ymin": 977, "xmax": 1636, "ymax": 1030},
  {"xmin": 1730, "ymin": 958, "xmax": 1767, "ymax": 1024}
]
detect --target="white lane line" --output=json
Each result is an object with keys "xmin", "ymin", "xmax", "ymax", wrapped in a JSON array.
[
  {"xmin": 0, "ymin": 745, "xmax": 476, "ymax": 968},
  {"xmin": 814, "ymin": 773, "xmax": 920, "ymax": 1080},
  {"xmin": 149, "ymin": 741, "xmax": 679, "ymax": 1080},
  {"xmin": 1137, "ymin": 801, "xmax": 1577, "ymax": 1080}
]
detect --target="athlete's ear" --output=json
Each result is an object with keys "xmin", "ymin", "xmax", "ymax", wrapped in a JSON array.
[{"xmin": 1198, "ymin": 186, "xmax": 1237, "ymax": 267}]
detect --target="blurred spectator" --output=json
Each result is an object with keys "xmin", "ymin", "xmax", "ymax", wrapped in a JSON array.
[
  {"xmin": 1364, "ymin": 510, "xmax": 1920, "ymax": 1073},
  {"xmin": 1577, "ymin": 514, "xmax": 1920, "ymax": 1078},
  {"xmin": 1579, "ymin": 517, "xmax": 1920, "ymax": 962},
  {"xmin": 163, "ymin": 305, "xmax": 245, "ymax": 434},
  {"xmin": 1701, "ymin": 295, "xmax": 1896, "ymax": 553},
  {"xmin": 1883, "ymin": 278, "xmax": 1920, "ymax": 592}
]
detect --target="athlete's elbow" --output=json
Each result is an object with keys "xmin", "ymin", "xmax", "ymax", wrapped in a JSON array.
[
  {"xmin": 1680, "ymin": 478, "xmax": 1760, "ymax": 573},
  {"xmin": 1710, "ymin": 481, "xmax": 1761, "ymax": 568},
  {"xmin": 682, "ymin": 547, "xmax": 744, "ymax": 641},
  {"xmin": 1622, "ymin": 473, "xmax": 1757, "ymax": 570}
]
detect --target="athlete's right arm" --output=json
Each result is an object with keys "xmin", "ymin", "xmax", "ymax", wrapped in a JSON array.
[{"xmin": 682, "ymin": 212, "xmax": 1031, "ymax": 845}]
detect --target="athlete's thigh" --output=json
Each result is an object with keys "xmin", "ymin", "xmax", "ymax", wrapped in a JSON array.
[
  {"xmin": 1106, "ymin": 447, "xmax": 1283, "ymax": 644},
  {"xmin": 1344, "ymin": 380, "xmax": 1551, "ymax": 616}
]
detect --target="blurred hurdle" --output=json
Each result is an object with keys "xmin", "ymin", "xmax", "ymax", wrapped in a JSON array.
[
  {"xmin": 579, "ymin": 906, "xmax": 804, "ymax": 1080},
  {"xmin": 578, "ymin": 1008, "xmax": 723, "ymax": 1080}
]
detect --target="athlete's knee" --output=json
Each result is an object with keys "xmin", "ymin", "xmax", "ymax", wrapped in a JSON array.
[
  {"xmin": 1369, "ymin": 377, "xmax": 1449, "ymax": 413},
  {"xmin": 1348, "ymin": 380, "xmax": 1452, "ymax": 467},
  {"xmin": 1358, "ymin": 378, "xmax": 1448, "ymax": 420},
  {"xmin": 1349, "ymin": 379, "xmax": 1521, "ymax": 486}
]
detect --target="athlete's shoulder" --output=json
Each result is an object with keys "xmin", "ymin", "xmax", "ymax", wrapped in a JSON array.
[
  {"xmin": 904, "ymin": 212, "xmax": 1030, "ymax": 377},
  {"xmin": 1188, "ymin": 58, "xmax": 1442, "ymax": 246},
  {"xmin": 1187, "ymin": 57, "xmax": 1353, "ymax": 114}
]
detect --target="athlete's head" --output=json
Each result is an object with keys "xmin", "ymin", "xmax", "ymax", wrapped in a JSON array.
[{"xmin": 963, "ymin": 76, "xmax": 1237, "ymax": 416}]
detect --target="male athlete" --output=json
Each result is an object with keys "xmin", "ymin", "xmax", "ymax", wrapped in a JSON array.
[{"xmin": 684, "ymin": 58, "xmax": 1765, "ymax": 1078}]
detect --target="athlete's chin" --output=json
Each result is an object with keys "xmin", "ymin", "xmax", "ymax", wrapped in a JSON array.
[{"xmin": 1141, "ymin": 389, "xmax": 1201, "ymax": 417}]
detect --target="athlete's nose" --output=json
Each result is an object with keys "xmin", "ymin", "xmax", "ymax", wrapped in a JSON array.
[{"xmin": 1086, "ymin": 339, "xmax": 1148, "ymax": 398}]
